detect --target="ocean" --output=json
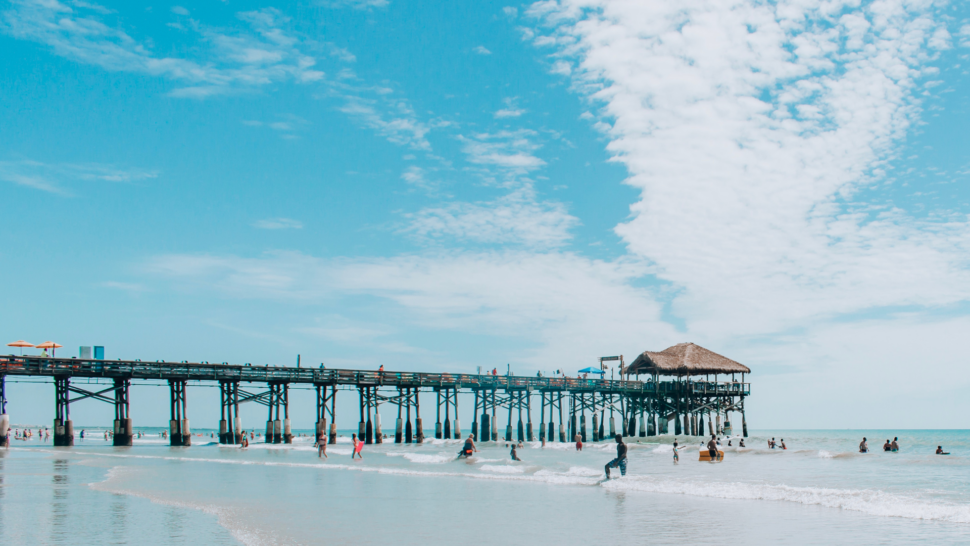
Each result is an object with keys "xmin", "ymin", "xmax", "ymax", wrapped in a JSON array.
[{"xmin": 2, "ymin": 428, "xmax": 969, "ymax": 545}]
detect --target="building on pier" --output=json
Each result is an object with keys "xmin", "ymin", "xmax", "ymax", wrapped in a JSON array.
[{"xmin": 625, "ymin": 342, "xmax": 751, "ymax": 437}]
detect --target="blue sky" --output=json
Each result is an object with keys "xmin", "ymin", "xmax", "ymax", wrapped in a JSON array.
[{"xmin": 2, "ymin": 0, "xmax": 970, "ymax": 430}]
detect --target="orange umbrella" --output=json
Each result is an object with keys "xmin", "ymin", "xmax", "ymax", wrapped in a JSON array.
[
  {"xmin": 6, "ymin": 340, "xmax": 33, "ymax": 356},
  {"xmin": 34, "ymin": 341, "xmax": 63, "ymax": 357}
]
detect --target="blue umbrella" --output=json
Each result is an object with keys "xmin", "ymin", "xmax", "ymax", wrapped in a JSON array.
[{"xmin": 577, "ymin": 367, "xmax": 605, "ymax": 375}]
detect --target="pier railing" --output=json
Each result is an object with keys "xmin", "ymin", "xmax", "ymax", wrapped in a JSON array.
[{"xmin": 0, "ymin": 355, "xmax": 749, "ymax": 395}]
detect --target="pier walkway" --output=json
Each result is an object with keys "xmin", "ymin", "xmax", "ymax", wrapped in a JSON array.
[{"xmin": 0, "ymin": 355, "xmax": 750, "ymax": 449}]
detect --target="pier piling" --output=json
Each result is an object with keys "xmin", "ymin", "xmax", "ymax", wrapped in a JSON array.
[
  {"xmin": 53, "ymin": 376, "xmax": 73, "ymax": 446},
  {"xmin": 0, "ymin": 375, "xmax": 8, "ymax": 448}
]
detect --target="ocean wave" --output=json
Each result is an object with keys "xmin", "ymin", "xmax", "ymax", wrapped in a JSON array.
[
  {"xmin": 601, "ymin": 477, "xmax": 970, "ymax": 523},
  {"xmin": 480, "ymin": 464, "xmax": 524, "ymax": 474},
  {"xmin": 386, "ymin": 451, "xmax": 455, "ymax": 464}
]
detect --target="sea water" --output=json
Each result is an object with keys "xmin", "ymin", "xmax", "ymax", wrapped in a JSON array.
[{"xmin": 2, "ymin": 429, "xmax": 969, "ymax": 545}]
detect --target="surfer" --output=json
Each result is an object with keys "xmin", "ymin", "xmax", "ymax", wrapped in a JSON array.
[
  {"xmin": 457, "ymin": 435, "xmax": 477, "ymax": 459},
  {"xmin": 859, "ymin": 437, "xmax": 869, "ymax": 453},
  {"xmin": 605, "ymin": 434, "xmax": 628, "ymax": 478}
]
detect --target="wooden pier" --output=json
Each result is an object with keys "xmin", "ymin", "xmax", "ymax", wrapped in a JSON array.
[{"xmin": 0, "ymin": 343, "xmax": 750, "ymax": 448}]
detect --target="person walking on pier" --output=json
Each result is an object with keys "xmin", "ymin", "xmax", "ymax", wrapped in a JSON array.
[
  {"xmin": 605, "ymin": 434, "xmax": 627, "ymax": 478},
  {"xmin": 352, "ymin": 433, "xmax": 363, "ymax": 459}
]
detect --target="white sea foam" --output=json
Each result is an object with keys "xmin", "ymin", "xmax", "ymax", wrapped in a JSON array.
[
  {"xmin": 480, "ymin": 464, "xmax": 524, "ymax": 474},
  {"xmin": 386, "ymin": 451, "xmax": 455, "ymax": 464},
  {"xmin": 601, "ymin": 477, "xmax": 970, "ymax": 523}
]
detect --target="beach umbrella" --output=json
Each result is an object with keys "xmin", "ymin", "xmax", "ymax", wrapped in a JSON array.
[
  {"xmin": 34, "ymin": 341, "xmax": 63, "ymax": 357},
  {"xmin": 577, "ymin": 367, "xmax": 606, "ymax": 375},
  {"xmin": 6, "ymin": 340, "xmax": 34, "ymax": 356}
]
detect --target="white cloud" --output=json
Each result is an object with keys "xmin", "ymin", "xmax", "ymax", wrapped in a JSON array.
[
  {"xmin": 459, "ymin": 129, "xmax": 546, "ymax": 175},
  {"xmin": 328, "ymin": 73, "xmax": 432, "ymax": 151},
  {"xmin": 494, "ymin": 97, "xmax": 526, "ymax": 118},
  {"xmin": 144, "ymin": 250, "xmax": 677, "ymax": 365},
  {"xmin": 324, "ymin": 0, "xmax": 389, "ymax": 9},
  {"xmin": 0, "ymin": 2, "xmax": 324, "ymax": 98},
  {"xmin": 405, "ymin": 188, "xmax": 579, "ymax": 248},
  {"xmin": 0, "ymin": 159, "xmax": 157, "ymax": 194},
  {"xmin": 528, "ymin": 0, "xmax": 970, "ymax": 338},
  {"xmin": 253, "ymin": 218, "xmax": 304, "ymax": 230},
  {"xmin": 473, "ymin": 45, "xmax": 492, "ymax": 55},
  {"xmin": 170, "ymin": 6, "xmax": 189, "ymax": 16}
]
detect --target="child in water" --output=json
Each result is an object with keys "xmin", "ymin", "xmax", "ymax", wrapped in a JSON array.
[
  {"xmin": 672, "ymin": 440, "xmax": 681, "ymax": 464},
  {"xmin": 510, "ymin": 444, "xmax": 522, "ymax": 461}
]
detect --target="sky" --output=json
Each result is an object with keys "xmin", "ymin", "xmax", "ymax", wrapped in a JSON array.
[{"xmin": 1, "ymin": 0, "xmax": 969, "ymax": 430}]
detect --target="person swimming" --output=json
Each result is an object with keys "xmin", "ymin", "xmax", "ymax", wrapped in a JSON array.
[
  {"xmin": 739, "ymin": 438, "xmax": 745, "ymax": 448},
  {"xmin": 779, "ymin": 439, "xmax": 786, "ymax": 450},
  {"xmin": 936, "ymin": 446, "xmax": 949, "ymax": 455},
  {"xmin": 457, "ymin": 435, "xmax": 477, "ymax": 459}
]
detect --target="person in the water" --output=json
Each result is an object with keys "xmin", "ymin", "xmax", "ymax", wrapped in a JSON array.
[
  {"xmin": 707, "ymin": 435, "xmax": 719, "ymax": 461},
  {"xmin": 883, "ymin": 439, "xmax": 891, "ymax": 452},
  {"xmin": 605, "ymin": 434, "xmax": 627, "ymax": 478},
  {"xmin": 510, "ymin": 443, "xmax": 522, "ymax": 461},
  {"xmin": 891, "ymin": 437, "xmax": 899, "ymax": 452},
  {"xmin": 859, "ymin": 437, "xmax": 869, "ymax": 453},
  {"xmin": 457, "ymin": 434, "xmax": 477, "ymax": 459},
  {"xmin": 672, "ymin": 440, "xmax": 681, "ymax": 464}
]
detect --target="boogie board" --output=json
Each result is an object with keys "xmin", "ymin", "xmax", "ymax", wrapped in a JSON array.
[{"xmin": 699, "ymin": 449, "xmax": 725, "ymax": 462}]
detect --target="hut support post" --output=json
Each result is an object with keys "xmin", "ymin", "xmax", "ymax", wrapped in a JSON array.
[
  {"xmin": 53, "ymin": 376, "xmax": 73, "ymax": 446},
  {"xmin": 0, "ymin": 374, "xmax": 8, "ymax": 448},
  {"xmin": 112, "ymin": 378, "xmax": 132, "ymax": 447}
]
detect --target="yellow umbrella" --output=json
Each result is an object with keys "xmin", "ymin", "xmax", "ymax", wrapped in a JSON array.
[
  {"xmin": 6, "ymin": 340, "xmax": 33, "ymax": 356},
  {"xmin": 34, "ymin": 341, "xmax": 63, "ymax": 357}
]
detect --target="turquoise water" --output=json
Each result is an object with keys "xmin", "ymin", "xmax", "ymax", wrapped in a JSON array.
[{"xmin": 2, "ymin": 429, "xmax": 970, "ymax": 545}]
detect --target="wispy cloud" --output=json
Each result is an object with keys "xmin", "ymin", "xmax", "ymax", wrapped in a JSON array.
[
  {"xmin": 0, "ymin": 1, "xmax": 324, "ymax": 98},
  {"xmin": 322, "ymin": 0, "xmax": 389, "ymax": 9},
  {"xmin": 253, "ymin": 218, "xmax": 303, "ymax": 230},
  {"xmin": 405, "ymin": 188, "xmax": 578, "ymax": 248},
  {"xmin": 0, "ymin": 159, "xmax": 158, "ymax": 195},
  {"xmin": 241, "ymin": 114, "xmax": 310, "ymax": 139},
  {"xmin": 144, "ymin": 250, "xmax": 675, "ymax": 364},
  {"xmin": 494, "ymin": 97, "xmax": 525, "ymax": 118},
  {"xmin": 460, "ymin": 129, "xmax": 545, "ymax": 177},
  {"xmin": 328, "ymin": 73, "xmax": 432, "ymax": 150},
  {"xmin": 473, "ymin": 45, "xmax": 492, "ymax": 55}
]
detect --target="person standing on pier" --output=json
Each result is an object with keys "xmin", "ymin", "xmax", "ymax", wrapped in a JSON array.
[{"xmin": 605, "ymin": 434, "xmax": 627, "ymax": 478}]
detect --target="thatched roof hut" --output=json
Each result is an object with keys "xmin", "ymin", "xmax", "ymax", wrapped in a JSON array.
[{"xmin": 626, "ymin": 343, "xmax": 750, "ymax": 377}]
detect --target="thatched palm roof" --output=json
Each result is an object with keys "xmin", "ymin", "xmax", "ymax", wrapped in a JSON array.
[{"xmin": 626, "ymin": 343, "xmax": 750, "ymax": 377}]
